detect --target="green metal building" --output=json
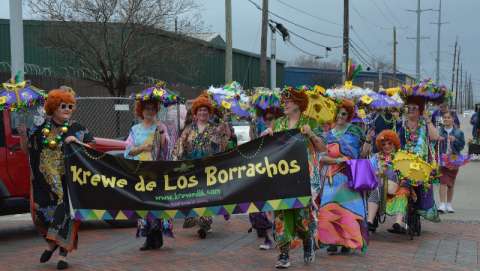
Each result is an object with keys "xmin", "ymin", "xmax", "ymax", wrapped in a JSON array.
[{"xmin": 0, "ymin": 19, "xmax": 285, "ymax": 92}]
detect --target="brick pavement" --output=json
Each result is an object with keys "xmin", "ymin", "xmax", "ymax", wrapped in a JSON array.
[{"xmin": 0, "ymin": 215, "xmax": 479, "ymax": 271}]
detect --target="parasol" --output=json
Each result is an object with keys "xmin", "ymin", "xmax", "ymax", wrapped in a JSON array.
[
  {"xmin": 0, "ymin": 80, "xmax": 47, "ymax": 112},
  {"xmin": 133, "ymin": 82, "xmax": 184, "ymax": 107},
  {"xmin": 207, "ymin": 82, "xmax": 250, "ymax": 118},
  {"xmin": 393, "ymin": 150, "xmax": 433, "ymax": 184},
  {"xmin": 303, "ymin": 85, "xmax": 337, "ymax": 123}
]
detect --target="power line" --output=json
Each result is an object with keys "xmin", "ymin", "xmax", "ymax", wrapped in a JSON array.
[
  {"xmin": 247, "ymin": 0, "xmax": 342, "ymax": 39},
  {"xmin": 288, "ymin": 29, "xmax": 342, "ymax": 49},
  {"xmin": 275, "ymin": 0, "xmax": 341, "ymax": 27},
  {"xmin": 287, "ymin": 40, "xmax": 322, "ymax": 58},
  {"xmin": 371, "ymin": 0, "xmax": 396, "ymax": 26},
  {"xmin": 351, "ymin": 4, "xmax": 384, "ymax": 30}
]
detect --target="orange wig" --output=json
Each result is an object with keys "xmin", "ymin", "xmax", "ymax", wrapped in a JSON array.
[
  {"xmin": 191, "ymin": 96, "xmax": 213, "ymax": 115},
  {"xmin": 375, "ymin": 129, "xmax": 401, "ymax": 151},
  {"xmin": 282, "ymin": 87, "xmax": 309, "ymax": 112},
  {"xmin": 135, "ymin": 100, "xmax": 160, "ymax": 119},
  {"xmin": 44, "ymin": 89, "xmax": 76, "ymax": 116},
  {"xmin": 337, "ymin": 99, "xmax": 355, "ymax": 122}
]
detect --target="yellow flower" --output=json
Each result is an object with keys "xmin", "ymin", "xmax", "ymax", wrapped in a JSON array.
[
  {"xmin": 357, "ymin": 109, "xmax": 366, "ymax": 119},
  {"xmin": 0, "ymin": 96, "xmax": 6, "ymax": 105},
  {"xmin": 221, "ymin": 100, "xmax": 232, "ymax": 109},
  {"xmin": 360, "ymin": 95, "xmax": 373, "ymax": 105},
  {"xmin": 344, "ymin": 81, "xmax": 353, "ymax": 90}
]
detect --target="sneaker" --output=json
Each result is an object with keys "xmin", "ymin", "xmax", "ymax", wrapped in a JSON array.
[
  {"xmin": 387, "ymin": 223, "xmax": 407, "ymax": 234},
  {"xmin": 57, "ymin": 260, "xmax": 69, "ymax": 270},
  {"xmin": 446, "ymin": 204, "xmax": 455, "ymax": 213},
  {"xmin": 259, "ymin": 243, "xmax": 272, "ymax": 250},
  {"xmin": 275, "ymin": 253, "xmax": 291, "ymax": 269},
  {"xmin": 438, "ymin": 203, "xmax": 446, "ymax": 214},
  {"xmin": 340, "ymin": 246, "xmax": 351, "ymax": 254},
  {"xmin": 303, "ymin": 239, "xmax": 315, "ymax": 264}
]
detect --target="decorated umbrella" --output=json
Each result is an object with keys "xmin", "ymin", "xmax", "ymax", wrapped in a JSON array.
[
  {"xmin": 393, "ymin": 150, "xmax": 434, "ymax": 185},
  {"xmin": 360, "ymin": 92, "xmax": 404, "ymax": 110},
  {"xmin": 251, "ymin": 87, "xmax": 281, "ymax": 111},
  {"xmin": 400, "ymin": 79, "xmax": 449, "ymax": 104},
  {"xmin": 0, "ymin": 80, "xmax": 47, "ymax": 112},
  {"xmin": 133, "ymin": 82, "xmax": 184, "ymax": 106},
  {"xmin": 302, "ymin": 85, "xmax": 337, "ymax": 124},
  {"xmin": 207, "ymin": 82, "xmax": 250, "ymax": 118}
]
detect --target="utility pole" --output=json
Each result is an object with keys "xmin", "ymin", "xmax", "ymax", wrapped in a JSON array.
[
  {"xmin": 9, "ymin": 0, "xmax": 24, "ymax": 81},
  {"xmin": 225, "ymin": 0, "xmax": 233, "ymax": 83},
  {"xmin": 432, "ymin": 0, "xmax": 448, "ymax": 85},
  {"xmin": 393, "ymin": 27, "xmax": 397, "ymax": 83},
  {"xmin": 260, "ymin": 0, "xmax": 269, "ymax": 87},
  {"xmin": 450, "ymin": 39, "xmax": 457, "ymax": 108},
  {"xmin": 269, "ymin": 23, "xmax": 277, "ymax": 89},
  {"xmin": 459, "ymin": 64, "xmax": 463, "ymax": 113},
  {"xmin": 407, "ymin": 0, "xmax": 432, "ymax": 81},
  {"xmin": 454, "ymin": 47, "xmax": 460, "ymax": 110},
  {"xmin": 343, "ymin": 0, "xmax": 350, "ymax": 82}
]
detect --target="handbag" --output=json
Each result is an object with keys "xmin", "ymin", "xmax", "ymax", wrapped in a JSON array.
[{"xmin": 345, "ymin": 159, "xmax": 378, "ymax": 192}]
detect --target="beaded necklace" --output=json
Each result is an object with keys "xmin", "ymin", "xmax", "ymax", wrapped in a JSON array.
[{"xmin": 42, "ymin": 120, "xmax": 69, "ymax": 149}]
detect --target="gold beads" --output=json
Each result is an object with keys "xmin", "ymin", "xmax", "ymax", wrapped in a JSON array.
[
  {"xmin": 60, "ymin": 126, "xmax": 68, "ymax": 133},
  {"xmin": 48, "ymin": 140, "xmax": 57, "ymax": 149},
  {"xmin": 42, "ymin": 128, "xmax": 50, "ymax": 136}
]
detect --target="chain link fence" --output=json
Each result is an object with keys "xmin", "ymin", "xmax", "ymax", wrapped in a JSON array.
[
  {"xmin": 74, "ymin": 97, "xmax": 177, "ymax": 140},
  {"xmin": 74, "ymin": 97, "xmax": 136, "ymax": 140}
]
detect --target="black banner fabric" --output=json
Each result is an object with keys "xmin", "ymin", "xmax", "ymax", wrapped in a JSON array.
[{"xmin": 65, "ymin": 130, "xmax": 312, "ymax": 221}]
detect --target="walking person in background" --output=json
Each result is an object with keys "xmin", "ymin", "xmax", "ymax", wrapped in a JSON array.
[
  {"xmin": 437, "ymin": 111, "xmax": 466, "ymax": 214},
  {"xmin": 431, "ymin": 101, "xmax": 460, "ymax": 128},
  {"xmin": 124, "ymin": 97, "xmax": 172, "ymax": 251}
]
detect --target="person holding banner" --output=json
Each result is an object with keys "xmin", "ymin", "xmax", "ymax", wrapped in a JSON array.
[
  {"xmin": 261, "ymin": 87, "xmax": 326, "ymax": 269},
  {"xmin": 317, "ymin": 99, "xmax": 371, "ymax": 255},
  {"xmin": 249, "ymin": 107, "xmax": 283, "ymax": 250},
  {"xmin": 172, "ymin": 96, "xmax": 230, "ymax": 239},
  {"xmin": 18, "ymin": 88, "xmax": 94, "ymax": 270},
  {"xmin": 124, "ymin": 98, "xmax": 172, "ymax": 251}
]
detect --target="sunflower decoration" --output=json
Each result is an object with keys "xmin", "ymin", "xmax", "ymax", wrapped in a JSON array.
[
  {"xmin": 393, "ymin": 150, "xmax": 434, "ymax": 186},
  {"xmin": 303, "ymin": 85, "xmax": 337, "ymax": 124}
]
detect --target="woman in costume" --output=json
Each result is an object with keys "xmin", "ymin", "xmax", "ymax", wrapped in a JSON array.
[
  {"xmin": 397, "ymin": 96, "xmax": 440, "ymax": 225},
  {"xmin": 172, "ymin": 96, "xmax": 230, "ymax": 239},
  {"xmin": 317, "ymin": 99, "xmax": 371, "ymax": 255},
  {"xmin": 124, "ymin": 98, "xmax": 172, "ymax": 251},
  {"xmin": 249, "ymin": 107, "xmax": 283, "ymax": 250},
  {"xmin": 19, "ymin": 89, "xmax": 93, "ymax": 270},
  {"xmin": 437, "ymin": 111, "xmax": 466, "ymax": 213},
  {"xmin": 262, "ymin": 87, "xmax": 326, "ymax": 269},
  {"xmin": 366, "ymin": 130, "xmax": 411, "ymax": 233}
]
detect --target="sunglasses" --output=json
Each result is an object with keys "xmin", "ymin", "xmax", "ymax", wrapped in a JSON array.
[
  {"xmin": 338, "ymin": 111, "xmax": 348, "ymax": 117},
  {"xmin": 60, "ymin": 103, "xmax": 75, "ymax": 110}
]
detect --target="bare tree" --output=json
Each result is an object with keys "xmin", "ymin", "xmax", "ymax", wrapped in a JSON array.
[{"xmin": 28, "ymin": 0, "xmax": 205, "ymax": 96}]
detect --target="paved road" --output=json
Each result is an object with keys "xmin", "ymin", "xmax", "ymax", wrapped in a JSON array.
[{"xmin": 0, "ymin": 114, "xmax": 478, "ymax": 271}]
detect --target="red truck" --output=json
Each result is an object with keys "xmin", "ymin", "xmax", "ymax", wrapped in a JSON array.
[{"xmin": 0, "ymin": 110, "xmax": 126, "ymax": 215}]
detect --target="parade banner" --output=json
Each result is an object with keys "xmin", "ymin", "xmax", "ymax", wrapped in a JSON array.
[{"xmin": 65, "ymin": 130, "xmax": 312, "ymax": 221}]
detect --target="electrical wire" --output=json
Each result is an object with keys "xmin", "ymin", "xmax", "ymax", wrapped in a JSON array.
[
  {"xmin": 247, "ymin": 0, "xmax": 342, "ymax": 39},
  {"xmin": 287, "ymin": 40, "xmax": 322, "ymax": 58},
  {"xmin": 275, "ymin": 0, "xmax": 341, "ymax": 27},
  {"xmin": 288, "ymin": 29, "xmax": 342, "ymax": 49}
]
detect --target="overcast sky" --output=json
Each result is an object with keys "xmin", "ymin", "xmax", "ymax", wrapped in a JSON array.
[{"xmin": 1, "ymin": 0, "xmax": 478, "ymax": 100}]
